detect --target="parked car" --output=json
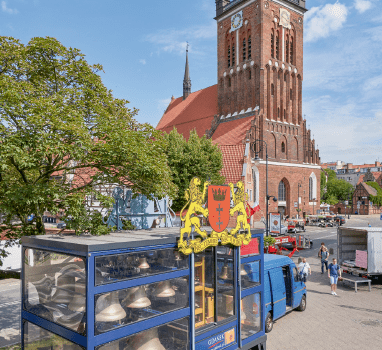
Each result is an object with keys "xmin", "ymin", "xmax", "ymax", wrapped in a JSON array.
[
  {"xmin": 335, "ymin": 216, "xmax": 346, "ymax": 225},
  {"xmin": 263, "ymin": 254, "xmax": 307, "ymax": 332}
]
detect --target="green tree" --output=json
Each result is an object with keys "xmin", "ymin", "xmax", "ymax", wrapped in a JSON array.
[
  {"xmin": 164, "ymin": 128, "xmax": 225, "ymax": 212},
  {"xmin": 0, "ymin": 36, "xmax": 176, "ymax": 264},
  {"xmin": 365, "ymin": 182, "xmax": 382, "ymax": 206},
  {"xmin": 326, "ymin": 179, "xmax": 353, "ymax": 201}
]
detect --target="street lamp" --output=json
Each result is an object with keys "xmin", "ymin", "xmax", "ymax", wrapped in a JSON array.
[
  {"xmin": 252, "ymin": 140, "xmax": 277, "ymax": 237},
  {"xmin": 297, "ymin": 182, "xmax": 302, "ymax": 219}
]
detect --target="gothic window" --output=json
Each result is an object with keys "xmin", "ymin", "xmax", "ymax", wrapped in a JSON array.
[
  {"xmin": 276, "ymin": 32, "xmax": 279, "ymax": 60},
  {"xmin": 309, "ymin": 177, "xmax": 313, "ymax": 201},
  {"xmin": 284, "ymin": 109, "xmax": 286, "ymax": 120},
  {"xmin": 309, "ymin": 173, "xmax": 317, "ymax": 201},
  {"xmin": 228, "ymin": 77, "xmax": 231, "ymax": 87},
  {"xmin": 271, "ymin": 33, "xmax": 274, "ymax": 58},
  {"xmin": 232, "ymin": 44, "xmax": 235, "ymax": 66},
  {"xmin": 284, "ymin": 73, "xmax": 287, "ymax": 82},
  {"xmin": 290, "ymin": 37, "xmax": 294, "ymax": 65},
  {"xmin": 281, "ymin": 142, "xmax": 285, "ymax": 153},
  {"xmin": 271, "ymin": 84, "xmax": 274, "ymax": 95},
  {"xmin": 290, "ymin": 89, "xmax": 293, "ymax": 100},
  {"xmin": 248, "ymin": 36, "xmax": 252, "ymax": 59},
  {"xmin": 286, "ymin": 38, "xmax": 289, "ymax": 63},
  {"xmin": 278, "ymin": 181, "xmax": 286, "ymax": 201},
  {"xmin": 228, "ymin": 46, "xmax": 231, "ymax": 68},
  {"xmin": 278, "ymin": 108, "xmax": 280, "ymax": 119},
  {"xmin": 243, "ymin": 38, "xmax": 246, "ymax": 61},
  {"xmin": 248, "ymin": 69, "xmax": 252, "ymax": 80}
]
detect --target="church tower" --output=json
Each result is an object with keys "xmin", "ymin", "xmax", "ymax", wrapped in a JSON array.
[
  {"xmin": 183, "ymin": 45, "xmax": 192, "ymax": 100},
  {"xmin": 215, "ymin": 0, "xmax": 307, "ymax": 125}
]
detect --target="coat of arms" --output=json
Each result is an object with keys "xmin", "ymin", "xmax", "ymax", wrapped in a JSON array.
[{"xmin": 178, "ymin": 177, "xmax": 252, "ymax": 255}]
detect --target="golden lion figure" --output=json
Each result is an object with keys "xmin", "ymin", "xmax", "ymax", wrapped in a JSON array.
[
  {"xmin": 229, "ymin": 181, "xmax": 251, "ymax": 236},
  {"xmin": 180, "ymin": 177, "xmax": 210, "ymax": 245}
]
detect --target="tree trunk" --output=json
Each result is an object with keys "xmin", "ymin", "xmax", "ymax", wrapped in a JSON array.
[{"xmin": 35, "ymin": 215, "xmax": 46, "ymax": 235}]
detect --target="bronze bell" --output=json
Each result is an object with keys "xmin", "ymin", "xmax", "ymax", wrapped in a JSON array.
[
  {"xmin": 154, "ymin": 280, "xmax": 175, "ymax": 298},
  {"xmin": 124, "ymin": 286, "xmax": 151, "ymax": 309},
  {"xmin": 219, "ymin": 265, "xmax": 232, "ymax": 280},
  {"xmin": 95, "ymin": 291, "xmax": 126, "ymax": 323},
  {"xmin": 51, "ymin": 275, "xmax": 75, "ymax": 304},
  {"xmin": 57, "ymin": 312, "xmax": 85, "ymax": 332},
  {"xmin": 138, "ymin": 257, "xmax": 150, "ymax": 270},
  {"xmin": 68, "ymin": 280, "xmax": 86, "ymax": 312},
  {"xmin": 240, "ymin": 265, "xmax": 248, "ymax": 276},
  {"xmin": 128, "ymin": 328, "xmax": 165, "ymax": 350}
]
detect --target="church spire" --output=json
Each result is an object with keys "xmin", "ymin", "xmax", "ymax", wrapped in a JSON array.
[{"xmin": 183, "ymin": 43, "xmax": 191, "ymax": 100}]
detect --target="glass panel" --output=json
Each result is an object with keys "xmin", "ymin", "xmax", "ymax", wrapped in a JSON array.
[
  {"xmin": 94, "ymin": 277, "xmax": 189, "ymax": 334},
  {"xmin": 241, "ymin": 293, "xmax": 261, "ymax": 340},
  {"xmin": 24, "ymin": 249, "xmax": 86, "ymax": 334},
  {"xmin": 97, "ymin": 317, "xmax": 189, "ymax": 350},
  {"xmin": 217, "ymin": 246, "xmax": 235, "ymax": 322},
  {"xmin": 194, "ymin": 248, "xmax": 215, "ymax": 329},
  {"xmin": 241, "ymin": 238, "xmax": 260, "ymax": 256},
  {"xmin": 24, "ymin": 320, "xmax": 83, "ymax": 350},
  {"xmin": 241, "ymin": 260, "xmax": 260, "ymax": 289},
  {"xmin": 95, "ymin": 248, "xmax": 188, "ymax": 285}
]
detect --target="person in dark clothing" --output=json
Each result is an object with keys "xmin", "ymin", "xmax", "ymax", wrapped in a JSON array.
[{"xmin": 320, "ymin": 247, "xmax": 329, "ymax": 274}]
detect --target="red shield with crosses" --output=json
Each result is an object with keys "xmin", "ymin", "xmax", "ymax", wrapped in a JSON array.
[{"xmin": 208, "ymin": 185, "xmax": 231, "ymax": 233}]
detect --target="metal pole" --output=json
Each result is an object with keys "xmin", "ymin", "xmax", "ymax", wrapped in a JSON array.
[
  {"xmin": 298, "ymin": 185, "xmax": 300, "ymax": 219},
  {"xmin": 266, "ymin": 145, "xmax": 269, "ymax": 237}
]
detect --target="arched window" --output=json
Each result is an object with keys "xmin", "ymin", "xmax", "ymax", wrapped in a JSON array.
[
  {"xmin": 271, "ymin": 32, "xmax": 274, "ymax": 58},
  {"xmin": 284, "ymin": 109, "xmax": 286, "ymax": 120},
  {"xmin": 248, "ymin": 69, "xmax": 252, "ymax": 80},
  {"xmin": 290, "ymin": 88, "xmax": 293, "ymax": 100},
  {"xmin": 228, "ymin": 46, "xmax": 231, "ymax": 67},
  {"xmin": 271, "ymin": 84, "xmax": 274, "ymax": 95},
  {"xmin": 232, "ymin": 44, "xmax": 235, "ymax": 66},
  {"xmin": 248, "ymin": 36, "xmax": 252, "ymax": 59},
  {"xmin": 242, "ymin": 38, "xmax": 246, "ymax": 61},
  {"xmin": 278, "ymin": 107, "xmax": 280, "ymax": 119},
  {"xmin": 290, "ymin": 37, "xmax": 294, "ymax": 65},
  {"xmin": 281, "ymin": 142, "xmax": 285, "ymax": 153},
  {"xmin": 309, "ymin": 177, "xmax": 313, "ymax": 200},
  {"xmin": 276, "ymin": 32, "xmax": 279, "ymax": 60},
  {"xmin": 286, "ymin": 36, "xmax": 289, "ymax": 63},
  {"xmin": 228, "ymin": 77, "xmax": 231, "ymax": 87},
  {"xmin": 309, "ymin": 173, "xmax": 317, "ymax": 201},
  {"xmin": 278, "ymin": 181, "xmax": 286, "ymax": 201}
]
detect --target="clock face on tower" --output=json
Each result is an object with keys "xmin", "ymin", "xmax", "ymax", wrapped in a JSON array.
[{"xmin": 231, "ymin": 11, "xmax": 243, "ymax": 32}]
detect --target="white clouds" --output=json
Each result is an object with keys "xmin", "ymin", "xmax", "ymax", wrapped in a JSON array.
[
  {"xmin": 1, "ymin": 1, "xmax": 18, "ymax": 14},
  {"xmin": 354, "ymin": 0, "xmax": 372, "ymax": 13},
  {"xmin": 304, "ymin": 2, "xmax": 348, "ymax": 42},
  {"xmin": 139, "ymin": 59, "xmax": 146, "ymax": 65},
  {"xmin": 146, "ymin": 22, "xmax": 216, "ymax": 56}
]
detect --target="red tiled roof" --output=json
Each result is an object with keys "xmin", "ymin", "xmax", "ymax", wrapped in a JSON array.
[
  {"xmin": 212, "ymin": 116, "xmax": 254, "ymax": 145},
  {"xmin": 220, "ymin": 144, "xmax": 245, "ymax": 184},
  {"xmin": 156, "ymin": 85, "xmax": 218, "ymax": 139},
  {"xmin": 360, "ymin": 182, "xmax": 378, "ymax": 196},
  {"xmin": 357, "ymin": 172, "xmax": 382, "ymax": 185}
]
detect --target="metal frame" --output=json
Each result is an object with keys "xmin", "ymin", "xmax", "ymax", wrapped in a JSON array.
[{"xmin": 21, "ymin": 230, "xmax": 265, "ymax": 350}]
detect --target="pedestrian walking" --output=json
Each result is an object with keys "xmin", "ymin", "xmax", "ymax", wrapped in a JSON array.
[
  {"xmin": 328, "ymin": 258, "xmax": 342, "ymax": 296},
  {"xmin": 318, "ymin": 242, "xmax": 326, "ymax": 258},
  {"xmin": 298, "ymin": 258, "xmax": 311, "ymax": 282},
  {"xmin": 321, "ymin": 247, "xmax": 329, "ymax": 274}
]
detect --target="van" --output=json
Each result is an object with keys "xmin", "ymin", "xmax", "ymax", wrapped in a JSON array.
[{"xmin": 263, "ymin": 254, "xmax": 307, "ymax": 332}]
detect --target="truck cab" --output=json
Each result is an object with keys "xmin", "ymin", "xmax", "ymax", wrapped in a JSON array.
[{"xmin": 263, "ymin": 254, "xmax": 307, "ymax": 332}]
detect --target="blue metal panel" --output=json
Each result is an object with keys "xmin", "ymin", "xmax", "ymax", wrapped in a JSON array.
[
  {"xmin": 87, "ymin": 253, "xmax": 95, "ymax": 350},
  {"xmin": 268, "ymin": 268, "xmax": 286, "ymax": 320},
  {"xmin": 195, "ymin": 320, "xmax": 237, "ymax": 343},
  {"xmin": 22, "ymin": 311, "xmax": 87, "ymax": 348},
  {"xmin": 93, "ymin": 269, "xmax": 190, "ymax": 294},
  {"xmin": 241, "ymin": 285, "xmax": 262, "ymax": 298},
  {"xmin": 94, "ymin": 308, "xmax": 190, "ymax": 346},
  {"xmin": 241, "ymin": 255, "xmax": 261, "ymax": 264},
  {"xmin": 196, "ymin": 327, "xmax": 236, "ymax": 350},
  {"xmin": 91, "ymin": 243, "xmax": 178, "ymax": 257}
]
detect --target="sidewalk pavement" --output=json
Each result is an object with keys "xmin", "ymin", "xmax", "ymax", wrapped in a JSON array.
[{"xmin": 266, "ymin": 255, "xmax": 382, "ymax": 350}]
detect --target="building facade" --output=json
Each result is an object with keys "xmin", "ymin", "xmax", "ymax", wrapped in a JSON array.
[{"xmin": 157, "ymin": 0, "xmax": 321, "ymax": 224}]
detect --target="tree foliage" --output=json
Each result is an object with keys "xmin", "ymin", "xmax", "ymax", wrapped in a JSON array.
[
  {"xmin": 0, "ymin": 36, "xmax": 176, "ymax": 262},
  {"xmin": 321, "ymin": 176, "xmax": 353, "ymax": 206},
  {"xmin": 164, "ymin": 128, "xmax": 225, "ymax": 212}
]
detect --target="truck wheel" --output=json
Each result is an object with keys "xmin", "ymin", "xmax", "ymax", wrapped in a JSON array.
[
  {"xmin": 297, "ymin": 295, "xmax": 306, "ymax": 311},
  {"xmin": 265, "ymin": 312, "xmax": 273, "ymax": 333}
]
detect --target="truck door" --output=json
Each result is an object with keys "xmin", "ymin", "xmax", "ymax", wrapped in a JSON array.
[
  {"xmin": 268, "ymin": 267, "xmax": 286, "ymax": 320},
  {"xmin": 292, "ymin": 266, "xmax": 305, "ymax": 308}
]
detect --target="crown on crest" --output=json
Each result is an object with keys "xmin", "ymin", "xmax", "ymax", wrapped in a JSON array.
[{"xmin": 212, "ymin": 188, "xmax": 227, "ymax": 201}]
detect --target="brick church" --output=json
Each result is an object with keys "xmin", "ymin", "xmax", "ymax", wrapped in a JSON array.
[{"xmin": 157, "ymin": 0, "xmax": 321, "ymax": 224}]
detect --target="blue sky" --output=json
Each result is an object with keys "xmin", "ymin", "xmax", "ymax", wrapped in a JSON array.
[{"xmin": 1, "ymin": 0, "xmax": 381, "ymax": 165}]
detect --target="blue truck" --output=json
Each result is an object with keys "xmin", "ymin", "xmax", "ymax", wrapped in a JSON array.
[{"xmin": 263, "ymin": 254, "xmax": 307, "ymax": 332}]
